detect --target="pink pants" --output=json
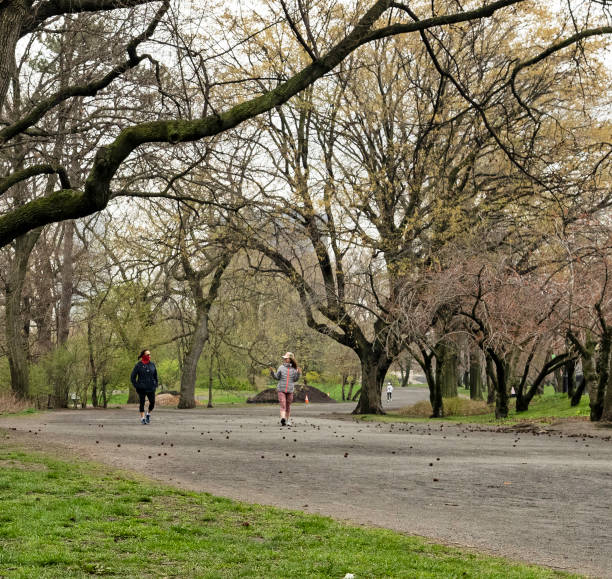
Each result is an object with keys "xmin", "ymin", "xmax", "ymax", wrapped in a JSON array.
[{"xmin": 278, "ymin": 391, "xmax": 294, "ymax": 413}]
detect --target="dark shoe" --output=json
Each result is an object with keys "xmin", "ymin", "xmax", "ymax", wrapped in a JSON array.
[
  {"xmin": 280, "ymin": 418, "xmax": 286, "ymax": 426},
  {"xmin": 141, "ymin": 418, "xmax": 146, "ymax": 425},
  {"xmin": 145, "ymin": 414, "xmax": 151, "ymax": 424}
]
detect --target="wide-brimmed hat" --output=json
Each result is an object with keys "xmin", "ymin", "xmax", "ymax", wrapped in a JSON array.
[{"xmin": 282, "ymin": 352, "xmax": 295, "ymax": 360}]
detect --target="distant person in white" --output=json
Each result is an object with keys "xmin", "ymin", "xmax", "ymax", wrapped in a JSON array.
[{"xmin": 386, "ymin": 382, "xmax": 393, "ymax": 401}]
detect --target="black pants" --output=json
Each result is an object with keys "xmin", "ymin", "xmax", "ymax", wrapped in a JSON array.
[{"xmin": 138, "ymin": 390, "xmax": 155, "ymax": 413}]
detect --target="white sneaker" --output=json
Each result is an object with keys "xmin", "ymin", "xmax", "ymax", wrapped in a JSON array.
[{"xmin": 286, "ymin": 420, "xmax": 293, "ymax": 427}]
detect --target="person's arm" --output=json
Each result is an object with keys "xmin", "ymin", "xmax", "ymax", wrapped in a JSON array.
[
  {"xmin": 270, "ymin": 366, "xmax": 281, "ymax": 380},
  {"xmin": 130, "ymin": 364, "xmax": 139, "ymax": 388},
  {"xmin": 153, "ymin": 364, "xmax": 158, "ymax": 388}
]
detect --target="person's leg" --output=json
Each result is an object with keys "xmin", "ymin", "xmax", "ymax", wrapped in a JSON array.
[
  {"xmin": 278, "ymin": 391, "xmax": 286, "ymax": 425},
  {"xmin": 138, "ymin": 391, "xmax": 147, "ymax": 423},
  {"xmin": 286, "ymin": 393, "xmax": 294, "ymax": 424},
  {"xmin": 146, "ymin": 391, "xmax": 155, "ymax": 422}
]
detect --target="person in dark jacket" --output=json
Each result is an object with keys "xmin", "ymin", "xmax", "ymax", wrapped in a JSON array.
[
  {"xmin": 269, "ymin": 352, "xmax": 301, "ymax": 426},
  {"xmin": 130, "ymin": 349, "xmax": 158, "ymax": 425}
]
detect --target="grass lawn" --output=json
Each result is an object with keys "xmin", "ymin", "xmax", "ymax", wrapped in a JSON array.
[
  {"xmin": 0, "ymin": 439, "xmax": 576, "ymax": 578},
  {"xmin": 359, "ymin": 387, "xmax": 592, "ymax": 426},
  {"xmin": 106, "ymin": 389, "xmax": 253, "ymax": 407}
]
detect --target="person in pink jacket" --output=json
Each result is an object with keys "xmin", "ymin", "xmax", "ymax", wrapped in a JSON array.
[{"xmin": 269, "ymin": 352, "xmax": 301, "ymax": 426}]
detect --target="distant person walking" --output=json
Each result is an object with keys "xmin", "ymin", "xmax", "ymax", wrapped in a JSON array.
[
  {"xmin": 270, "ymin": 352, "xmax": 301, "ymax": 426},
  {"xmin": 386, "ymin": 382, "xmax": 393, "ymax": 401},
  {"xmin": 130, "ymin": 349, "xmax": 158, "ymax": 425}
]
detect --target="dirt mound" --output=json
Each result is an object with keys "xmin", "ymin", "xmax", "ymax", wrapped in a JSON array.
[
  {"xmin": 247, "ymin": 384, "xmax": 335, "ymax": 403},
  {"xmin": 156, "ymin": 393, "xmax": 180, "ymax": 406},
  {"xmin": 155, "ymin": 393, "xmax": 203, "ymax": 407}
]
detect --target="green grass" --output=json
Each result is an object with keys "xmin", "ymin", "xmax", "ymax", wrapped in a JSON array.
[
  {"xmin": 0, "ymin": 440, "xmax": 575, "ymax": 578},
  {"xmin": 106, "ymin": 389, "xmax": 253, "ymax": 407},
  {"xmin": 359, "ymin": 387, "xmax": 592, "ymax": 426},
  {"xmin": 194, "ymin": 389, "xmax": 253, "ymax": 405}
]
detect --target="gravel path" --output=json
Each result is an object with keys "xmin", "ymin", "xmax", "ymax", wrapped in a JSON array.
[{"xmin": 2, "ymin": 387, "xmax": 611, "ymax": 578}]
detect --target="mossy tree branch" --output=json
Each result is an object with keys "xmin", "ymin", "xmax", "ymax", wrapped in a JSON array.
[{"xmin": 0, "ymin": 0, "xmax": 579, "ymax": 247}]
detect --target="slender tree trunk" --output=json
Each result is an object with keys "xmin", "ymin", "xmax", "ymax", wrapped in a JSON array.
[
  {"xmin": 567, "ymin": 331, "xmax": 596, "ymax": 408},
  {"xmin": 571, "ymin": 375, "xmax": 586, "ymax": 407},
  {"xmin": 398, "ymin": 355, "xmax": 411, "ymax": 387},
  {"xmin": 430, "ymin": 352, "xmax": 443, "ymax": 418},
  {"xmin": 591, "ymin": 330, "xmax": 611, "ymax": 421},
  {"xmin": 87, "ymin": 317, "xmax": 98, "ymax": 407},
  {"xmin": 347, "ymin": 377, "xmax": 356, "ymax": 401},
  {"xmin": 516, "ymin": 353, "xmax": 573, "ymax": 412},
  {"xmin": 5, "ymin": 230, "xmax": 40, "ymax": 398},
  {"xmin": 553, "ymin": 365, "xmax": 563, "ymax": 393},
  {"xmin": 352, "ymin": 348, "xmax": 392, "ymax": 415},
  {"xmin": 485, "ymin": 354, "xmax": 496, "ymax": 404},
  {"xmin": 341, "ymin": 374, "xmax": 347, "ymax": 401},
  {"xmin": 207, "ymin": 350, "xmax": 214, "ymax": 408},
  {"xmin": 57, "ymin": 220, "xmax": 74, "ymax": 344},
  {"xmin": 101, "ymin": 378, "xmax": 108, "ymax": 409},
  {"xmin": 566, "ymin": 359, "xmax": 576, "ymax": 398}
]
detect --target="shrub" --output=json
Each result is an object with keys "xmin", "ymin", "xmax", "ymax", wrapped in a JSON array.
[
  {"xmin": 305, "ymin": 371, "xmax": 320, "ymax": 383},
  {"xmin": 220, "ymin": 376, "xmax": 254, "ymax": 391},
  {"xmin": 0, "ymin": 391, "xmax": 32, "ymax": 414},
  {"xmin": 157, "ymin": 359, "xmax": 180, "ymax": 390}
]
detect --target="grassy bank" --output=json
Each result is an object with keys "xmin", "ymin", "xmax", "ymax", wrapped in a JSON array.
[
  {"xmin": 0, "ymin": 440, "xmax": 575, "ymax": 578},
  {"xmin": 360, "ymin": 388, "xmax": 592, "ymax": 426}
]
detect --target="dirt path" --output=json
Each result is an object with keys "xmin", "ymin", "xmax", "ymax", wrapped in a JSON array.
[{"xmin": 2, "ymin": 388, "xmax": 611, "ymax": 578}]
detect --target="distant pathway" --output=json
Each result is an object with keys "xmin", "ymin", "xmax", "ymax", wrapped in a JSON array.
[{"xmin": 2, "ymin": 387, "xmax": 611, "ymax": 578}]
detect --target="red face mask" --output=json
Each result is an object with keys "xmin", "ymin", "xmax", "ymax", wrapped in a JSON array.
[{"xmin": 141, "ymin": 355, "xmax": 151, "ymax": 364}]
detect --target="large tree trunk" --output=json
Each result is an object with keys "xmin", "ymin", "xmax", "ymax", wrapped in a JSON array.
[
  {"xmin": 469, "ymin": 351, "xmax": 483, "ymax": 400},
  {"xmin": 0, "ymin": 1, "xmax": 24, "ymax": 112},
  {"xmin": 178, "ymin": 312, "xmax": 209, "ymax": 409},
  {"xmin": 5, "ymin": 230, "xmax": 40, "ymax": 398},
  {"xmin": 415, "ymin": 349, "xmax": 442, "ymax": 417},
  {"xmin": 352, "ymin": 347, "xmax": 392, "ymax": 415},
  {"xmin": 177, "ymin": 252, "xmax": 230, "ymax": 409},
  {"xmin": 601, "ymin": 360, "xmax": 612, "ymax": 422},
  {"xmin": 439, "ymin": 339, "xmax": 458, "ymax": 398},
  {"xmin": 487, "ymin": 349, "xmax": 509, "ymax": 419}
]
